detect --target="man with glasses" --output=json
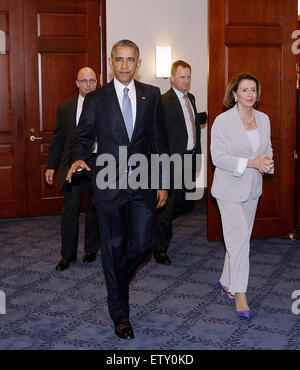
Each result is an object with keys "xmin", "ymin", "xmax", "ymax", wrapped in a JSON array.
[{"xmin": 45, "ymin": 67, "xmax": 100, "ymax": 271}]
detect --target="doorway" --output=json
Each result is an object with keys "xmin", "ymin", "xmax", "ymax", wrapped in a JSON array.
[{"xmin": 0, "ymin": 0, "xmax": 106, "ymax": 218}]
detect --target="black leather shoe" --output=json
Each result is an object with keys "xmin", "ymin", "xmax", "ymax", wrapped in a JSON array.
[
  {"xmin": 82, "ymin": 252, "xmax": 97, "ymax": 263},
  {"xmin": 114, "ymin": 321, "xmax": 134, "ymax": 339},
  {"xmin": 55, "ymin": 256, "xmax": 77, "ymax": 271},
  {"xmin": 153, "ymin": 250, "xmax": 171, "ymax": 265}
]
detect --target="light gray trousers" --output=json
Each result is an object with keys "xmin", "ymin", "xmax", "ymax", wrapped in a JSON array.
[{"xmin": 217, "ymin": 196, "xmax": 259, "ymax": 295}]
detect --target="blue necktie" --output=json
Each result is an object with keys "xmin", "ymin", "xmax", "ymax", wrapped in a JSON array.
[{"xmin": 122, "ymin": 87, "xmax": 133, "ymax": 141}]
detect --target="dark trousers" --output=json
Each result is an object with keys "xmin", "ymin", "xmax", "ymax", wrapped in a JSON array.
[
  {"xmin": 97, "ymin": 189, "xmax": 155, "ymax": 322},
  {"xmin": 153, "ymin": 151, "xmax": 196, "ymax": 253},
  {"xmin": 61, "ymin": 155, "xmax": 100, "ymax": 258}
]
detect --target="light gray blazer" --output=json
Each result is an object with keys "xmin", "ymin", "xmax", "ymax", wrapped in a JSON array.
[{"xmin": 210, "ymin": 104, "xmax": 273, "ymax": 202}]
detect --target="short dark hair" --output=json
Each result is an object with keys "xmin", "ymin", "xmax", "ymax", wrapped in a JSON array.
[
  {"xmin": 223, "ymin": 72, "xmax": 261, "ymax": 108},
  {"xmin": 171, "ymin": 60, "xmax": 191, "ymax": 75},
  {"xmin": 111, "ymin": 39, "xmax": 140, "ymax": 59}
]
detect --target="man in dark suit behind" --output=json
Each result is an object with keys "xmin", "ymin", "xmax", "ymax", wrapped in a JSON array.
[
  {"xmin": 152, "ymin": 60, "xmax": 202, "ymax": 265},
  {"xmin": 45, "ymin": 67, "xmax": 100, "ymax": 271},
  {"xmin": 66, "ymin": 40, "xmax": 168, "ymax": 339}
]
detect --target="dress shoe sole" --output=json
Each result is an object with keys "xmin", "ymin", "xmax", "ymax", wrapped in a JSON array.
[
  {"xmin": 55, "ymin": 257, "xmax": 77, "ymax": 271},
  {"xmin": 115, "ymin": 330, "xmax": 134, "ymax": 339},
  {"xmin": 56, "ymin": 265, "xmax": 70, "ymax": 271},
  {"xmin": 55, "ymin": 263, "xmax": 75, "ymax": 271},
  {"xmin": 114, "ymin": 322, "xmax": 134, "ymax": 339}
]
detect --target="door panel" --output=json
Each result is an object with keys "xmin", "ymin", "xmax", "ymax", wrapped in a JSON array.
[
  {"xmin": 226, "ymin": 1, "xmax": 279, "ymax": 24},
  {"xmin": 208, "ymin": 0, "xmax": 298, "ymax": 240},
  {"xmin": 39, "ymin": 53, "xmax": 88, "ymax": 131}
]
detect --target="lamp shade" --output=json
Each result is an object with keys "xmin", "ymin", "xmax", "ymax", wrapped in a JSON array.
[{"xmin": 156, "ymin": 46, "xmax": 171, "ymax": 78}]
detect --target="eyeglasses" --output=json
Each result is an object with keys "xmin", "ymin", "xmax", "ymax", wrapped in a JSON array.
[{"xmin": 77, "ymin": 79, "xmax": 97, "ymax": 85}]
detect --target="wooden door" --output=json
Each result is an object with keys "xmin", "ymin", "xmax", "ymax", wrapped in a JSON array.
[
  {"xmin": 207, "ymin": 0, "xmax": 298, "ymax": 240},
  {"xmin": 24, "ymin": 0, "xmax": 102, "ymax": 216},
  {"xmin": 296, "ymin": 21, "xmax": 300, "ymax": 240},
  {"xmin": 0, "ymin": 0, "xmax": 26, "ymax": 218},
  {"xmin": 0, "ymin": 0, "xmax": 105, "ymax": 218}
]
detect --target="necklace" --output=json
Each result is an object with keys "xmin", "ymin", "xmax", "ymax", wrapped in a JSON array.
[{"xmin": 238, "ymin": 110, "xmax": 255, "ymax": 124}]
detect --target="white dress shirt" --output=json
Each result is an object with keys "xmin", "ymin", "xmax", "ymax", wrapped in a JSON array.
[
  {"xmin": 173, "ymin": 87, "xmax": 195, "ymax": 150},
  {"xmin": 114, "ymin": 78, "xmax": 137, "ymax": 128}
]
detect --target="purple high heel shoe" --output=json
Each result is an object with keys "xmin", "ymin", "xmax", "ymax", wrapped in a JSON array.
[
  {"xmin": 236, "ymin": 309, "xmax": 251, "ymax": 318},
  {"xmin": 218, "ymin": 282, "xmax": 235, "ymax": 303}
]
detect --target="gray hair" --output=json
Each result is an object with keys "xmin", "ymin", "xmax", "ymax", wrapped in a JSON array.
[{"xmin": 111, "ymin": 39, "xmax": 140, "ymax": 59}]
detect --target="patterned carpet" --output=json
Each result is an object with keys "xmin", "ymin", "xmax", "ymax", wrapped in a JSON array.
[{"xmin": 0, "ymin": 203, "xmax": 299, "ymax": 350}]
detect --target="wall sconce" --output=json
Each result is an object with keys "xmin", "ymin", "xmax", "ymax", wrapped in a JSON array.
[
  {"xmin": 0, "ymin": 30, "xmax": 6, "ymax": 54},
  {"xmin": 156, "ymin": 46, "xmax": 171, "ymax": 78}
]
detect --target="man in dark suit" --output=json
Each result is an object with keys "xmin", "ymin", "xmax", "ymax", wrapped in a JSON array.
[
  {"xmin": 45, "ymin": 67, "xmax": 100, "ymax": 271},
  {"xmin": 66, "ymin": 40, "xmax": 168, "ymax": 339},
  {"xmin": 152, "ymin": 60, "xmax": 202, "ymax": 265}
]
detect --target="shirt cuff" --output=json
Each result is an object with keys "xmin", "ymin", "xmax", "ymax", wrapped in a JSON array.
[{"xmin": 237, "ymin": 158, "xmax": 248, "ymax": 175}]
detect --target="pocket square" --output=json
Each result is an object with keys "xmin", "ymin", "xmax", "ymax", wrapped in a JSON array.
[{"xmin": 141, "ymin": 96, "xmax": 146, "ymax": 100}]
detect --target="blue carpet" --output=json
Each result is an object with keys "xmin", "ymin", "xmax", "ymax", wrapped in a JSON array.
[{"xmin": 0, "ymin": 204, "xmax": 299, "ymax": 350}]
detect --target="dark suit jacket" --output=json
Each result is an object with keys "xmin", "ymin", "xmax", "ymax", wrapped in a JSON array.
[
  {"xmin": 162, "ymin": 88, "xmax": 201, "ymax": 156},
  {"xmin": 161, "ymin": 88, "xmax": 201, "ymax": 191},
  {"xmin": 70, "ymin": 79, "xmax": 169, "ymax": 212},
  {"xmin": 46, "ymin": 97, "xmax": 78, "ymax": 190}
]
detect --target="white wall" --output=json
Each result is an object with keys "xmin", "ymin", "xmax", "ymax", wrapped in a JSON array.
[{"xmin": 106, "ymin": 0, "xmax": 208, "ymax": 187}]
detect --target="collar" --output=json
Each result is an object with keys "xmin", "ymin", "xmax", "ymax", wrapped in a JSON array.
[
  {"xmin": 78, "ymin": 94, "xmax": 85, "ymax": 103},
  {"xmin": 113, "ymin": 78, "xmax": 135, "ymax": 94},
  {"xmin": 172, "ymin": 86, "xmax": 187, "ymax": 100}
]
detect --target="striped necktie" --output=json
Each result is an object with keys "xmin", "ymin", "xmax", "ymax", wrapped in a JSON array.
[{"xmin": 183, "ymin": 94, "xmax": 196, "ymax": 147}]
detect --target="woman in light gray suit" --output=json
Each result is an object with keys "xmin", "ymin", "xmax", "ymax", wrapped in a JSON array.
[{"xmin": 210, "ymin": 72, "xmax": 274, "ymax": 318}]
